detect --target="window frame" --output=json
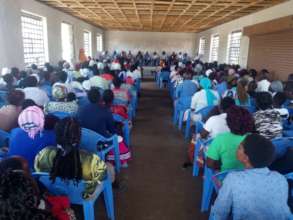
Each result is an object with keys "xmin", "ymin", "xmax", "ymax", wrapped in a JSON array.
[
  {"xmin": 96, "ymin": 34, "xmax": 103, "ymax": 52},
  {"xmin": 227, "ymin": 30, "xmax": 242, "ymax": 65},
  {"xmin": 83, "ymin": 30, "xmax": 92, "ymax": 57},
  {"xmin": 209, "ymin": 34, "xmax": 220, "ymax": 62},
  {"xmin": 21, "ymin": 10, "xmax": 49, "ymax": 67},
  {"xmin": 198, "ymin": 37, "xmax": 206, "ymax": 56},
  {"xmin": 61, "ymin": 22, "xmax": 74, "ymax": 63}
]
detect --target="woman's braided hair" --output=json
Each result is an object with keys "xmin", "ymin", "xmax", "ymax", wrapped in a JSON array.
[{"xmin": 50, "ymin": 117, "xmax": 82, "ymax": 184}]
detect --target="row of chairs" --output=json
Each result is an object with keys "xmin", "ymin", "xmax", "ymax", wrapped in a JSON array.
[{"xmin": 161, "ymin": 76, "xmax": 293, "ymax": 218}]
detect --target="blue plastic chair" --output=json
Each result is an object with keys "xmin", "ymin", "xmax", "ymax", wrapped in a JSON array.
[
  {"xmin": 51, "ymin": 111, "xmax": 74, "ymax": 119},
  {"xmin": 193, "ymin": 138, "xmax": 213, "ymax": 177},
  {"xmin": 201, "ymin": 165, "xmax": 215, "ymax": 212},
  {"xmin": 113, "ymin": 114, "xmax": 130, "ymax": 147},
  {"xmin": 185, "ymin": 105, "xmax": 215, "ymax": 139},
  {"xmin": 215, "ymin": 82, "xmax": 227, "ymax": 97},
  {"xmin": 272, "ymin": 137, "xmax": 293, "ymax": 159},
  {"xmin": 33, "ymin": 172, "xmax": 115, "ymax": 220},
  {"xmin": 159, "ymin": 71, "xmax": 170, "ymax": 88},
  {"xmin": 80, "ymin": 128, "xmax": 121, "ymax": 172},
  {"xmin": 0, "ymin": 91, "xmax": 7, "ymax": 108},
  {"xmin": 173, "ymin": 96, "xmax": 191, "ymax": 127}
]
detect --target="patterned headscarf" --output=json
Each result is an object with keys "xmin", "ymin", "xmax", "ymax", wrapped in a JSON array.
[
  {"xmin": 52, "ymin": 84, "xmax": 68, "ymax": 100},
  {"xmin": 18, "ymin": 106, "xmax": 45, "ymax": 139}
]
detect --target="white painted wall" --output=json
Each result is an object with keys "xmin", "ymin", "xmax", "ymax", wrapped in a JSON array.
[
  {"xmin": 0, "ymin": 0, "xmax": 104, "ymax": 70},
  {"xmin": 194, "ymin": 0, "xmax": 293, "ymax": 67},
  {"xmin": 104, "ymin": 31, "xmax": 197, "ymax": 57}
]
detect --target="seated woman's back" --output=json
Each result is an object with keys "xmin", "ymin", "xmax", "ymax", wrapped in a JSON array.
[{"xmin": 34, "ymin": 117, "xmax": 107, "ymax": 199}]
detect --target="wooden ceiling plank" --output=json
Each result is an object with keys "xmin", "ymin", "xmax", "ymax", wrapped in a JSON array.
[
  {"xmin": 196, "ymin": 0, "xmax": 264, "ymax": 31},
  {"xmin": 158, "ymin": 0, "xmax": 177, "ymax": 30},
  {"xmin": 37, "ymin": 0, "xmax": 288, "ymax": 32},
  {"xmin": 178, "ymin": 0, "xmax": 238, "ymax": 31}
]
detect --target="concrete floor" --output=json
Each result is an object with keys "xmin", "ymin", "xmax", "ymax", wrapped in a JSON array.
[{"xmin": 78, "ymin": 78, "xmax": 209, "ymax": 220}]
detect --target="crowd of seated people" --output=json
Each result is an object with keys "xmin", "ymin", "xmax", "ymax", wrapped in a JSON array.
[
  {"xmin": 96, "ymin": 50, "xmax": 193, "ymax": 68},
  {"xmin": 0, "ymin": 55, "xmax": 142, "ymax": 219},
  {"xmin": 159, "ymin": 59, "xmax": 293, "ymax": 219}
]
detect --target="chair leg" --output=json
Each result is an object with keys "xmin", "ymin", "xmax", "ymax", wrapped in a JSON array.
[
  {"xmin": 103, "ymin": 177, "xmax": 115, "ymax": 220},
  {"xmin": 173, "ymin": 108, "xmax": 178, "ymax": 125},
  {"xmin": 201, "ymin": 166, "xmax": 214, "ymax": 212},
  {"xmin": 113, "ymin": 137, "xmax": 121, "ymax": 173},
  {"xmin": 184, "ymin": 113, "xmax": 191, "ymax": 139},
  {"xmin": 83, "ymin": 201, "xmax": 95, "ymax": 220},
  {"xmin": 192, "ymin": 141, "xmax": 200, "ymax": 177}
]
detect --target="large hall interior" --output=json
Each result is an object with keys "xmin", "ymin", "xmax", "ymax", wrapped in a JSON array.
[{"xmin": 0, "ymin": 0, "xmax": 293, "ymax": 219}]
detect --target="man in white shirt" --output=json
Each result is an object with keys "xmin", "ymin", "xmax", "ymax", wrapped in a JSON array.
[{"xmin": 22, "ymin": 76, "xmax": 49, "ymax": 107}]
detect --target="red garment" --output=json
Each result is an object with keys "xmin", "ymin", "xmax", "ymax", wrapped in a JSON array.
[
  {"xmin": 111, "ymin": 105, "xmax": 128, "ymax": 119},
  {"xmin": 126, "ymin": 76, "xmax": 134, "ymax": 85},
  {"xmin": 101, "ymin": 73, "xmax": 114, "ymax": 81},
  {"xmin": 46, "ymin": 196, "xmax": 71, "ymax": 220}
]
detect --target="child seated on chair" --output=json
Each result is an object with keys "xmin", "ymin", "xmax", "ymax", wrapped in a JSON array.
[{"xmin": 211, "ymin": 134, "xmax": 291, "ymax": 220}]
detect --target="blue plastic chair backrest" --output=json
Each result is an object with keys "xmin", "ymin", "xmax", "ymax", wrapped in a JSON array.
[
  {"xmin": 51, "ymin": 111, "xmax": 74, "ymax": 119},
  {"xmin": 80, "ymin": 128, "xmax": 117, "ymax": 157},
  {"xmin": 113, "ymin": 113, "xmax": 126, "ymax": 123},
  {"xmin": 178, "ymin": 96, "xmax": 192, "ymax": 109},
  {"xmin": 80, "ymin": 128, "xmax": 111, "ymax": 154},
  {"xmin": 33, "ymin": 172, "xmax": 88, "ymax": 204},
  {"xmin": 0, "ymin": 129, "xmax": 10, "ymax": 147},
  {"xmin": 216, "ymin": 82, "xmax": 227, "ymax": 97},
  {"xmin": 286, "ymin": 173, "xmax": 293, "ymax": 197},
  {"xmin": 272, "ymin": 137, "xmax": 293, "ymax": 159},
  {"xmin": 113, "ymin": 98, "xmax": 128, "ymax": 106},
  {"xmin": 196, "ymin": 105, "xmax": 215, "ymax": 119}
]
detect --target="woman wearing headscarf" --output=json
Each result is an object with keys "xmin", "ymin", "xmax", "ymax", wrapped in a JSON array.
[
  {"xmin": 44, "ymin": 84, "xmax": 78, "ymax": 115},
  {"xmin": 190, "ymin": 77, "xmax": 220, "ymax": 121},
  {"xmin": 8, "ymin": 106, "xmax": 56, "ymax": 168}
]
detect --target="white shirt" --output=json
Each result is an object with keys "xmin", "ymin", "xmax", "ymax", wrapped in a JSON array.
[
  {"xmin": 110, "ymin": 62, "xmax": 121, "ymax": 71},
  {"xmin": 191, "ymin": 90, "xmax": 220, "ymax": 112},
  {"xmin": 127, "ymin": 70, "xmax": 141, "ymax": 80},
  {"xmin": 203, "ymin": 113, "xmax": 230, "ymax": 138},
  {"xmin": 256, "ymin": 79, "xmax": 271, "ymax": 92},
  {"xmin": 23, "ymin": 87, "xmax": 49, "ymax": 106}
]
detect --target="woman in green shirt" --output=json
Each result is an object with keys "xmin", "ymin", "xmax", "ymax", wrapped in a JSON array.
[
  {"xmin": 206, "ymin": 105, "xmax": 255, "ymax": 171},
  {"xmin": 34, "ymin": 117, "xmax": 108, "ymax": 199}
]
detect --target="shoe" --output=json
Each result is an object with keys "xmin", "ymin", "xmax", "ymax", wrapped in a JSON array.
[{"xmin": 182, "ymin": 162, "xmax": 192, "ymax": 169}]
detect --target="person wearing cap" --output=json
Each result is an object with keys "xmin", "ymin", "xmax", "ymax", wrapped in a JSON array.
[
  {"xmin": 210, "ymin": 134, "xmax": 291, "ymax": 220},
  {"xmin": 44, "ymin": 84, "xmax": 78, "ymax": 115},
  {"xmin": 8, "ymin": 106, "xmax": 56, "ymax": 168}
]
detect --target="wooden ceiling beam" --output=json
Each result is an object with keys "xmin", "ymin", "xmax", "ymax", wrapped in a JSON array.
[{"xmin": 36, "ymin": 0, "xmax": 288, "ymax": 32}]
